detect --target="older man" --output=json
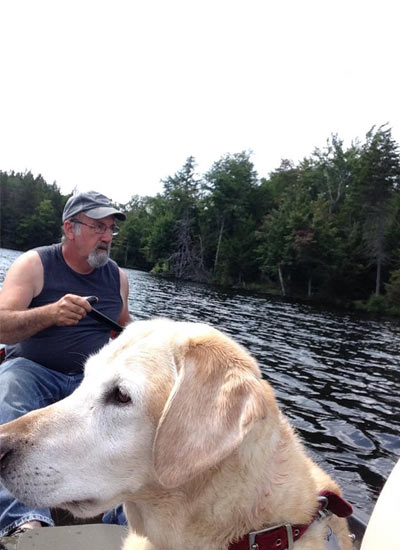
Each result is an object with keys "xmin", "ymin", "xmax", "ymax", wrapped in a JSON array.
[{"xmin": 0, "ymin": 190, "xmax": 131, "ymax": 537}]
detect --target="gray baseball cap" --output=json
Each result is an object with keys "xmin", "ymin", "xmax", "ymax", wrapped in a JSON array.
[{"xmin": 62, "ymin": 191, "xmax": 126, "ymax": 222}]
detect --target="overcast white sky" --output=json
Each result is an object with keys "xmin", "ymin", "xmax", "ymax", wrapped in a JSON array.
[{"xmin": 1, "ymin": 0, "xmax": 399, "ymax": 204}]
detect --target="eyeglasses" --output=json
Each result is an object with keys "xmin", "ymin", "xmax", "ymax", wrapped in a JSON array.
[{"xmin": 71, "ymin": 219, "xmax": 119, "ymax": 236}]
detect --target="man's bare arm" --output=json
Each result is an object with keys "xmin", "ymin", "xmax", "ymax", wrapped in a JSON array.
[
  {"xmin": 0, "ymin": 296, "xmax": 93, "ymax": 344},
  {"xmin": 0, "ymin": 305, "xmax": 55, "ymax": 344},
  {"xmin": 0, "ymin": 251, "xmax": 91, "ymax": 344}
]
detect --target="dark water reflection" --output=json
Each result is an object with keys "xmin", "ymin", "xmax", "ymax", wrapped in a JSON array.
[{"xmin": 1, "ymin": 249, "xmax": 399, "ymax": 524}]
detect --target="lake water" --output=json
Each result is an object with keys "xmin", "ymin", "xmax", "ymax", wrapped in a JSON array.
[{"xmin": 1, "ymin": 247, "xmax": 399, "ymax": 524}]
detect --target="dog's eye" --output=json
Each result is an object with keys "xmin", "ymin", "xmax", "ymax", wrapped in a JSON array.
[{"xmin": 113, "ymin": 387, "xmax": 131, "ymax": 404}]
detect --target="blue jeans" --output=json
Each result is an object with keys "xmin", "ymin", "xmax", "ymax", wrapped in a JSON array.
[{"xmin": 0, "ymin": 358, "xmax": 126, "ymax": 537}]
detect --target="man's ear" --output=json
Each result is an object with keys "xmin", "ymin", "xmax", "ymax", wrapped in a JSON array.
[
  {"xmin": 153, "ymin": 328, "xmax": 274, "ymax": 489},
  {"xmin": 63, "ymin": 220, "xmax": 75, "ymax": 240}
]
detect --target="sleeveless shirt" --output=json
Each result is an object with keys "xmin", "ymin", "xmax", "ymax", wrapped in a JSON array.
[{"xmin": 6, "ymin": 243, "xmax": 122, "ymax": 374}]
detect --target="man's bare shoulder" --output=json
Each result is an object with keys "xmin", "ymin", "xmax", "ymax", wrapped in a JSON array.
[
  {"xmin": 7, "ymin": 249, "xmax": 43, "ymax": 279},
  {"xmin": 12, "ymin": 249, "xmax": 41, "ymax": 267},
  {"xmin": 0, "ymin": 249, "xmax": 44, "ymax": 307}
]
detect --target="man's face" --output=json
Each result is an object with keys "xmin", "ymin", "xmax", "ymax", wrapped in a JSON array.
[{"xmin": 75, "ymin": 214, "xmax": 117, "ymax": 268}]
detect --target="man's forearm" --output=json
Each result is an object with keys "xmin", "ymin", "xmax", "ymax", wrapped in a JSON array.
[{"xmin": 0, "ymin": 306, "xmax": 55, "ymax": 344}]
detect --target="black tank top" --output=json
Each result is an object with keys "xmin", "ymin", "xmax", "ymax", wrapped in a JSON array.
[{"xmin": 6, "ymin": 243, "xmax": 122, "ymax": 373}]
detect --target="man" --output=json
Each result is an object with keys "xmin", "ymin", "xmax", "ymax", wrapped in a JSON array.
[{"xmin": 0, "ymin": 190, "xmax": 131, "ymax": 537}]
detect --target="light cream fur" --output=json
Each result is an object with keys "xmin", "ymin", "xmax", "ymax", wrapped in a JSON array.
[{"xmin": 0, "ymin": 319, "xmax": 353, "ymax": 549}]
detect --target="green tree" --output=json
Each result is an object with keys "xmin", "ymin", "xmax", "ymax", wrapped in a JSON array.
[
  {"xmin": 0, "ymin": 171, "xmax": 64, "ymax": 250},
  {"xmin": 204, "ymin": 151, "xmax": 264, "ymax": 285},
  {"xmin": 112, "ymin": 196, "xmax": 152, "ymax": 270},
  {"xmin": 356, "ymin": 126, "xmax": 400, "ymax": 295},
  {"xmin": 15, "ymin": 199, "xmax": 59, "ymax": 249}
]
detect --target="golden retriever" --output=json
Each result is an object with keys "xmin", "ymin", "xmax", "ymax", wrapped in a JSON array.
[{"xmin": 0, "ymin": 319, "xmax": 353, "ymax": 549}]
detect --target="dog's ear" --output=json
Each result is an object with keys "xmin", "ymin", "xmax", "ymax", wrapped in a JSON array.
[{"xmin": 153, "ymin": 327, "xmax": 274, "ymax": 488}]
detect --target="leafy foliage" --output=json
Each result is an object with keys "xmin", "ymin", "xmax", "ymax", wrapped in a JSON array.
[
  {"xmin": 0, "ymin": 171, "xmax": 65, "ymax": 250},
  {"xmin": 2, "ymin": 125, "xmax": 400, "ymax": 313}
]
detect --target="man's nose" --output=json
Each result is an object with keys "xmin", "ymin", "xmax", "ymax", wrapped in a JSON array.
[{"xmin": 101, "ymin": 230, "xmax": 114, "ymax": 242}]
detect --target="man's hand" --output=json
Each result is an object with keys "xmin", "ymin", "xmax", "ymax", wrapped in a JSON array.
[{"xmin": 50, "ymin": 294, "xmax": 92, "ymax": 326}]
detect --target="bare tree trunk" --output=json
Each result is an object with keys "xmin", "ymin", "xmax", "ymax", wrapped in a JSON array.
[
  {"xmin": 198, "ymin": 234, "xmax": 205, "ymax": 276},
  {"xmin": 373, "ymin": 215, "xmax": 385, "ymax": 296},
  {"xmin": 124, "ymin": 242, "xmax": 129, "ymax": 266},
  {"xmin": 214, "ymin": 218, "xmax": 224, "ymax": 272},
  {"xmin": 278, "ymin": 264, "xmax": 286, "ymax": 296},
  {"xmin": 376, "ymin": 257, "xmax": 382, "ymax": 296},
  {"xmin": 168, "ymin": 215, "xmax": 207, "ymax": 281}
]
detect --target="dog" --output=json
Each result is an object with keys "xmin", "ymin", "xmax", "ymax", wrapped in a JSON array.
[{"xmin": 0, "ymin": 319, "xmax": 353, "ymax": 549}]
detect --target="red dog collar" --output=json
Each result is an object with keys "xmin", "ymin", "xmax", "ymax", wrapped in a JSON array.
[{"xmin": 229, "ymin": 491, "xmax": 353, "ymax": 550}]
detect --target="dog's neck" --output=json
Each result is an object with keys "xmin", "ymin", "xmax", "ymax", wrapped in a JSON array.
[{"xmin": 125, "ymin": 416, "xmax": 319, "ymax": 550}]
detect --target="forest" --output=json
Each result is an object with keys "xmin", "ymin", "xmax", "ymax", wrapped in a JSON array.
[{"xmin": 1, "ymin": 124, "xmax": 400, "ymax": 314}]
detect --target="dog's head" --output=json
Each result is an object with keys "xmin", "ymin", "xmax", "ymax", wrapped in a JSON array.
[{"xmin": 0, "ymin": 319, "xmax": 274, "ymax": 517}]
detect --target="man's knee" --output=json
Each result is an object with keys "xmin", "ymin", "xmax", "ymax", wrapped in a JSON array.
[
  {"xmin": 0, "ymin": 360, "xmax": 36, "ymax": 395},
  {"xmin": 0, "ymin": 360, "xmax": 52, "ymax": 423}
]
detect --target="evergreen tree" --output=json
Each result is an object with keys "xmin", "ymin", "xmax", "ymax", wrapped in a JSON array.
[
  {"xmin": 204, "ymin": 151, "xmax": 264, "ymax": 285},
  {"xmin": 0, "ymin": 171, "xmax": 64, "ymax": 250},
  {"xmin": 356, "ymin": 126, "xmax": 400, "ymax": 295},
  {"xmin": 112, "ymin": 196, "xmax": 152, "ymax": 270}
]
